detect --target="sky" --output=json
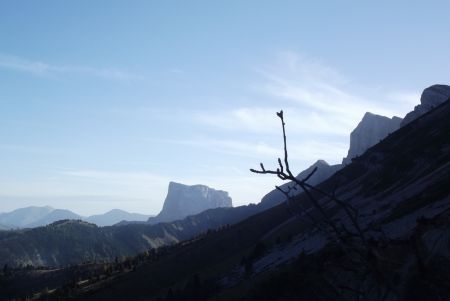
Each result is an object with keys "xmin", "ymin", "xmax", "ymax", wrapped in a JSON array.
[{"xmin": 0, "ymin": 1, "xmax": 449, "ymax": 215}]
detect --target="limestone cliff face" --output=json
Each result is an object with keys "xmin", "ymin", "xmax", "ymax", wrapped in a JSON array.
[
  {"xmin": 148, "ymin": 182, "xmax": 232, "ymax": 224},
  {"xmin": 342, "ymin": 112, "xmax": 402, "ymax": 165},
  {"xmin": 401, "ymin": 84, "xmax": 450, "ymax": 127}
]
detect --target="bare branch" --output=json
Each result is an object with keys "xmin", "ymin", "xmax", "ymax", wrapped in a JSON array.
[
  {"xmin": 250, "ymin": 109, "xmax": 374, "ymax": 247},
  {"xmin": 277, "ymin": 110, "xmax": 294, "ymax": 178}
]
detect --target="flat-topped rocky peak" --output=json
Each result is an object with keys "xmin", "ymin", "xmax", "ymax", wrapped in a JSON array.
[
  {"xmin": 361, "ymin": 112, "xmax": 402, "ymax": 123},
  {"xmin": 149, "ymin": 182, "xmax": 232, "ymax": 224}
]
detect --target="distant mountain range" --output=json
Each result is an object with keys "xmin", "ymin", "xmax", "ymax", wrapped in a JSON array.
[
  {"xmin": 0, "ymin": 207, "xmax": 152, "ymax": 229},
  {"xmin": 0, "ymin": 181, "xmax": 233, "ymax": 230}
]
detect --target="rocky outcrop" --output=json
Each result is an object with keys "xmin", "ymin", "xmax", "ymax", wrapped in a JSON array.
[
  {"xmin": 148, "ymin": 182, "xmax": 233, "ymax": 224},
  {"xmin": 401, "ymin": 84, "xmax": 450, "ymax": 127},
  {"xmin": 260, "ymin": 160, "xmax": 342, "ymax": 209},
  {"xmin": 342, "ymin": 112, "xmax": 402, "ymax": 164}
]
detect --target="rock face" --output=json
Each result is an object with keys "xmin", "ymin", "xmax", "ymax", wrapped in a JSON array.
[
  {"xmin": 148, "ymin": 182, "xmax": 233, "ymax": 224},
  {"xmin": 260, "ymin": 160, "xmax": 342, "ymax": 209},
  {"xmin": 401, "ymin": 84, "xmax": 450, "ymax": 127},
  {"xmin": 342, "ymin": 112, "xmax": 402, "ymax": 164}
]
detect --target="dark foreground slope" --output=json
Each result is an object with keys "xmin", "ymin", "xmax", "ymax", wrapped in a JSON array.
[{"xmin": 7, "ymin": 97, "xmax": 448, "ymax": 301}]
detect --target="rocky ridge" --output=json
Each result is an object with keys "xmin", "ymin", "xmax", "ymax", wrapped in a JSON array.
[{"xmin": 401, "ymin": 84, "xmax": 450, "ymax": 126}]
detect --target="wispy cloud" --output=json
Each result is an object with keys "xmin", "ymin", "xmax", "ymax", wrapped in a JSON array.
[
  {"xmin": 154, "ymin": 136, "xmax": 347, "ymax": 165},
  {"xmin": 260, "ymin": 51, "xmax": 417, "ymax": 122},
  {"xmin": 195, "ymin": 107, "xmax": 353, "ymax": 136},
  {"xmin": 0, "ymin": 53, "xmax": 144, "ymax": 81},
  {"xmin": 193, "ymin": 53, "xmax": 413, "ymax": 139},
  {"xmin": 190, "ymin": 51, "xmax": 419, "ymax": 167}
]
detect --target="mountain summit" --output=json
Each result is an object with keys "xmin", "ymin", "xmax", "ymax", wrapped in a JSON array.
[{"xmin": 148, "ymin": 182, "xmax": 233, "ymax": 224}]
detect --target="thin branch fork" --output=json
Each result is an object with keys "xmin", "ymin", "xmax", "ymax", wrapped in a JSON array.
[
  {"xmin": 250, "ymin": 110, "xmax": 369, "ymax": 245},
  {"xmin": 250, "ymin": 110, "xmax": 344, "ymax": 240}
]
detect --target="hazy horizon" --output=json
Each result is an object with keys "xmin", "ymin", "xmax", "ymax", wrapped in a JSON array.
[
  {"xmin": 0, "ymin": 201, "xmax": 153, "ymax": 217},
  {"xmin": 1, "ymin": 1, "xmax": 449, "ymax": 215}
]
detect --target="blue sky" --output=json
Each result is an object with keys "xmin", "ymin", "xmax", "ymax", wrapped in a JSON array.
[{"xmin": 0, "ymin": 1, "xmax": 449, "ymax": 215}]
